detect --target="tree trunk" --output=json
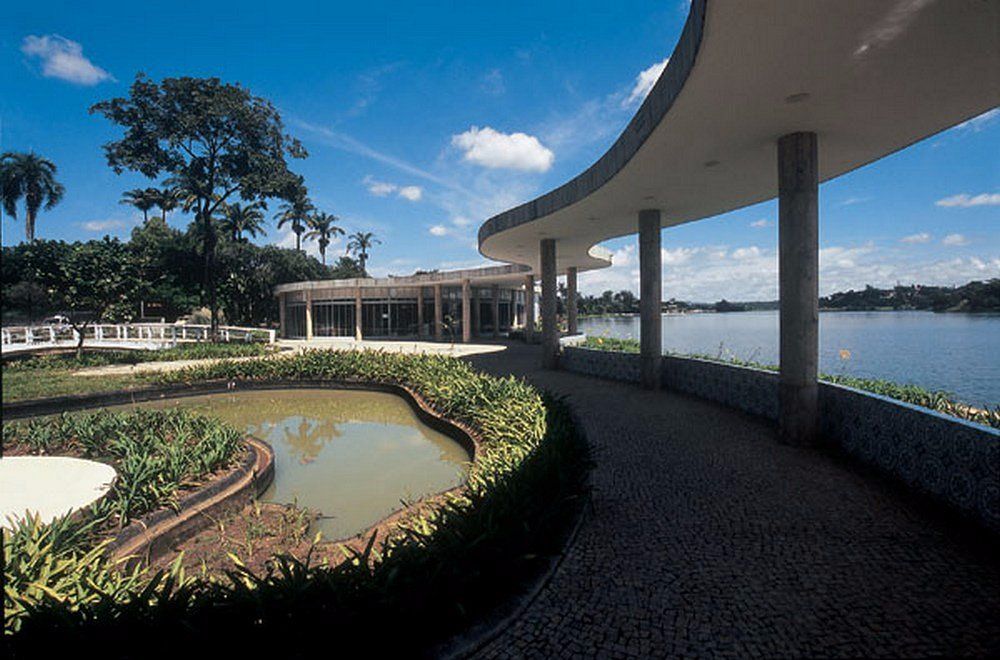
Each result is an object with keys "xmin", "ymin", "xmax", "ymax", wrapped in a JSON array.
[
  {"xmin": 200, "ymin": 208, "xmax": 220, "ymax": 342},
  {"xmin": 26, "ymin": 209, "xmax": 36, "ymax": 242},
  {"xmin": 74, "ymin": 322, "xmax": 88, "ymax": 359}
]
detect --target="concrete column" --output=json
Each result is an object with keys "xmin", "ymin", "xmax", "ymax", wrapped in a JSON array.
[
  {"xmin": 492, "ymin": 284, "xmax": 500, "ymax": 338},
  {"xmin": 523, "ymin": 275, "xmax": 535, "ymax": 343},
  {"xmin": 354, "ymin": 287, "xmax": 363, "ymax": 341},
  {"xmin": 434, "ymin": 284, "xmax": 443, "ymax": 340},
  {"xmin": 566, "ymin": 266, "xmax": 578, "ymax": 335},
  {"xmin": 417, "ymin": 287, "xmax": 424, "ymax": 337},
  {"xmin": 278, "ymin": 294, "xmax": 286, "ymax": 339},
  {"xmin": 540, "ymin": 238, "xmax": 558, "ymax": 369},
  {"xmin": 461, "ymin": 279, "xmax": 472, "ymax": 343},
  {"xmin": 778, "ymin": 132, "xmax": 819, "ymax": 445},
  {"xmin": 472, "ymin": 287, "xmax": 481, "ymax": 337},
  {"xmin": 639, "ymin": 209, "xmax": 662, "ymax": 390},
  {"xmin": 305, "ymin": 290, "xmax": 314, "ymax": 341}
]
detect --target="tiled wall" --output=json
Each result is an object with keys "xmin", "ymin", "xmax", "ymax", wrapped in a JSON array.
[{"xmin": 561, "ymin": 346, "xmax": 1000, "ymax": 533}]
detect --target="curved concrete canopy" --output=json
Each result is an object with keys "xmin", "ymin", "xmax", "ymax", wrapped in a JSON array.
[{"xmin": 479, "ymin": 0, "xmax": 999, "ymax": 272}]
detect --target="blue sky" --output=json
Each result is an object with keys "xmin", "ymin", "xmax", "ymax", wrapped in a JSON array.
[{"xmin": 2, "ymin": 0, "xmax": 997, "ymax": 300}]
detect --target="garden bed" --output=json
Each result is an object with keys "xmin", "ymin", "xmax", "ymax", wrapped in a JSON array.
[{"xmin": 3, "ymin": 351, "xmax": 591, "ymax": 657}]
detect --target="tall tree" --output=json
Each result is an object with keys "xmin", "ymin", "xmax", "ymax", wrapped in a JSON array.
[
  {"xmin": 346, "ymin": 231, "xmax": 380, "ymax": 274},
  {"xmin": 275, "ymin": 181, "xmax": 313, "ymax": 251},
  {"xmin": 154, "ymin": 187, "xmax": 179, "ymax": 221},
  {"xmin": 304, "ymin": 211, "xmax": 344, "ymax": 265},
  {"xmin": 120, "ymin": 187, "xmax": 159, "ymax": 222},
  {"xmin": 0, "ymin": 151, "xmax": 65, "ymax": 241},
  {"xmin": 91, "ymin": 74, "xmax": 306, "ymax": 338},
  {"xmin": 221, "ymin": 201, "xmax": 267, "ymax": 241}
]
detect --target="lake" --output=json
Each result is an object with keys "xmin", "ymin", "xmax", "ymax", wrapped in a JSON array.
[{"xmin": 578, "ymin": 310, "xmax": 1000, "ymax": 405}]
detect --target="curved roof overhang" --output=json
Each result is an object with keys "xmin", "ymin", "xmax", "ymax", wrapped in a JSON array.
[
  {"xmin": 478, "ymin": 0, "xmax": 1000, "ymax": 272},
  {"xmin": 274, "ymin": 264, "xmax": 532, "ymax": 296}
]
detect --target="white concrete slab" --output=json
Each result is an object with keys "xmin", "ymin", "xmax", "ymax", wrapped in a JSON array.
[{"xmin": 0, "ymin": 456, "xmax": 116, "ymax": 529}]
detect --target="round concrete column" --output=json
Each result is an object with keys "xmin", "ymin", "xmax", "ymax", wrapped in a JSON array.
[
  {"xmin": 416, "ymin": 286, "xmax": 424, "ymax": 337},
  {"xmin": 278, "ymin": 293, "xmax": 286, "ymax": 339},
  {"xmin": 778, "ymin": 131, "xmax": 819, "ymax": 445},
  {"xmin": 524, "ymin": 274, "xmax": 535, "ymax": 343},
  {"xmin": 305, "ymin": 290, "xmax": 314, "ymax": 341},
  {"xmin": 354, "ymin": 287, "xmax": 362, "ymax": 341},
  {"xmin": 461, "ymin": 279, "xmax": 472, "ymax": 343},
  {"xmin": 540, "ymin": 238, "xmax": 558, "ymax": 369},
  {"xmin": 639, "ymin": 210, "xmax": 662, "ymax": 389},
  {"xmin": 472, "ymin": 287, "xmax": 481, "ymax": 337},
  {"xmin": 566, "ymin": 266, "xmax": 578, "ymax": 336},
  {"xmin": 434, "ymin": 284, "xmax": 443, "ymax": 341},
  {"xmin": 491, "ymin": 284, "xmax": 500, "ymax": 338}
]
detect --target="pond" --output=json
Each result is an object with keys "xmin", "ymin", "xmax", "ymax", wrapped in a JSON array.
[{"xmin": 127, "ymin": 389, "xmax": 470, "ymax": 540}]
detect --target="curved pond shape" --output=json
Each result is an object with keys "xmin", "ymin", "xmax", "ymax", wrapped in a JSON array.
[
  {"xmin": 125, "ymin": 389, "xmax": 470, "ymax": 540},
  {"xmin": 0, "ymin": 456, "xmax": 116, "ymax": 529}
]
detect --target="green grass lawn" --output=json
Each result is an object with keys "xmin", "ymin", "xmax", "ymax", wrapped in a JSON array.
[{"xmin": 2, "ymin": 369, "xmax": 151, "ymax": 402}]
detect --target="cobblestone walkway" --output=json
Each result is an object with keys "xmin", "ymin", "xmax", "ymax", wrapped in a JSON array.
[{"xmin": 465, "ymin": 344, "xmax": 1000, "ymax": 658}]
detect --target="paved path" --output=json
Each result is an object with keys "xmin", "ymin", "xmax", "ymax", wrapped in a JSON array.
[{"xmin": 465, "ymin": 344, "xmax": 1000, "ymax": 658}]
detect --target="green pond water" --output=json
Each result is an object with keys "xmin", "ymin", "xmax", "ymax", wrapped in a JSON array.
[{"xmin": 125, "ymin": 389, "xmax": 470, "ymax": 540}]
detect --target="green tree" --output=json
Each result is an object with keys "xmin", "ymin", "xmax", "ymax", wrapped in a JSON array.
[
  {"xmin": 154, "ymin": 187, "xmax": 180, "ymax": 222},
  {"xmin": 221, "ymin": 201, "xmax": 267, "ymax": 242},
  {"xmin": 329, "ymin": 255, "xmax": 366, "ymax": 279},
  {"xmin": 304, "ymin": 211, "xmax": 344, "ymax": 265},
  {"xmin": 275, "ymin": 181, "xmax": 313, "ymax": 251},
  {"xmin": 91, "ymin": 74, "xmax": 306, "ymax": 338},
  {"xmin": 0, "ymin": 152, "xmax": 65, "ymax": 241},
  {"xmin": 346, "ymin": 231, "xmax": 380, "ymax": 274},
  {"xmin": 119, "ymin": 188, "xmax": 159, "ymax": 222},
  {"xmin": 24, "ymin": 238, "xmax": 140, "ymax": 355}
]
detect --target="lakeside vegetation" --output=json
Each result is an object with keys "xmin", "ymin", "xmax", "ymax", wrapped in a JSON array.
[
  {"xmin": 581, "ymin": 336, "xmax": 1000, "ymax": 429},
  {"xmin": 570, "ymin": 279, "xmax": 1000, "ymax": 317},
  {"xmin": 4, "ymin": 352, "xmax": 590, "ymax": 655}
]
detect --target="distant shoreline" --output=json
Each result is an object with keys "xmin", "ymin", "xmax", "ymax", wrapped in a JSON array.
[{"xmin": 579, "ymin": 308, "xmax": 999, "ymax": 319}]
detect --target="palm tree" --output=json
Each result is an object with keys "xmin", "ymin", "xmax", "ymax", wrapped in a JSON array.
[
  {"xmin": 304, "ymin": 211, "xmax": 345, "ymax": 265},
  {"xmin": 347, "ymin": 231, "xmax": 380, "ymax": 274},
  {"xmin": 120, "ymin": 188, "xmax": 159, "ymax": 223},
  {"xmin": 155, "ymin": 187, "xmax": 179, "ymax": 222},
  {"xmin": 275, "ymin": 184, "xmax": 313, "ymax": 251},
  {"xmin": 1, "ymin": 151, "xmax": 65, "ymax": 241},
  {"xmin": 221, "ymin": 201, "xmax": 268, "ymax": 242}
]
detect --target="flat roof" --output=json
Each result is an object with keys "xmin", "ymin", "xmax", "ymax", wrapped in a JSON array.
[
  {"xmin": 274, "ymin": 263, "xmax": 532, "ymax": 296},
  {"xmin": 478, "ymin": 0, "xmax": 999, "ymax": 272}
]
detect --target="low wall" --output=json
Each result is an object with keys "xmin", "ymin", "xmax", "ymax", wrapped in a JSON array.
[{"xmin": 561, "ymin": 346, "xmax": 1000, "ymax": 534}]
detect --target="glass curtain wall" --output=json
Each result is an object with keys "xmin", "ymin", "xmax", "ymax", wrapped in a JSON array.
[
  {"xmin": 286, "ymin": 303, "xmax": 307, "ymax": 338},
  {"xmin": 312, "ymin": 301, "xmax": 355, "ymax": 337}
]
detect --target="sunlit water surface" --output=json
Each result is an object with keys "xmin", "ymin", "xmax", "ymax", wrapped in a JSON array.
[{"xmin": 580, "ymin": 311, "xmax": 1000, "ymax": 404}]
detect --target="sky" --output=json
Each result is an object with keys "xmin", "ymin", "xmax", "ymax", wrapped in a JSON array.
[{"xmin": 2, "ymin": 0, "xmax": 998, "ymax": 301}]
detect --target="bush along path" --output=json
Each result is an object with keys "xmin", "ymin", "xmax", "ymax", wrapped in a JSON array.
[{"xmin": 3, "ymin": 351, "xmax": 590, "ymax": 657}]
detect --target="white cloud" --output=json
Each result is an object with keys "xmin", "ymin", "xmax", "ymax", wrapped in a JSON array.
[
  {"xmin": 624, "ymin": 58, "xmax": 669, "ymax": 107},
  {"xmin": 364, "ymin": 176, "xmax": 397, "ymax": 197},
  {"xmin": 451, "ymin": 126, "xmax": 554, "ymax": 172},
  {"xmin": 429, "ymin": 225, "xmax": 449, "ymax": 237},
  {"xmin": 481, "ymin": 69, "xmax": 505, "ymax": 96},
  {"xmin": 954, "ymin": 108, "xmax": 999, "ymax": 132},
  {"xmin": 935, "ymin": 192, "xmax": 1000, "ymax": 208},
  {"xmin": 731, "ymin": 246, "xmax": 762, "ymax": 260},
  {"xmin": 273, "ymin": 226, "xmax": 323, "ymax": 259},
  {"xmin": 451, "ymin": 215, "xmax": 472, "ymax": 227},
  {"xmin": 900, "ymin": 232, "xmax": 932, "ymax": 244},
  {"xmin": 21, "ymin": 35, "xmax": 113, "ymax": 85},
  {"xmin": 942, "ymin": 233, "xmax": 969, "ymax": 246},
  {"xmin": 80, "ymin": 219, "xmax": 129, "ymax": 232},
  {"xmin": 398, "ymin": 185, "xmax": 423, "ymax": 202},
  {"xmin": 838, "ymin": 196, "xmax": 869, "ymax": 207},
  {"xmin": 749, "ymin": 219, "xmax": 772, "ymax": 229}
]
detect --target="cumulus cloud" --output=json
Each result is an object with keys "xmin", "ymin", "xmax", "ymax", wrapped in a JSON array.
[
  {"xmin": 451, "ymin": 126, "xmax": 554, "ymax": 172},
  {"xmin": 942, "ymin": 233, "xmax": 969, "ymax": 246},
  {"xmin": 749, "ymin": 219, "xmax": 773, "ymax": 228},
  {"xmin": 624, "ymin": 57, "xmax": 669, "ymax": 107},
  {"xmin": 900, "ymin": 232, "xmax": 932, "ymax": 244},
  {"xmin": 398, "ymin": 185, "xmax": 423, "ymax": 201},
  {"xmin": 21, "ymin": 35, "xmax": 113, "ymax": 85},
  {"xmin": 935, "ymin": 192, "xmax": 1000, "ymax": 208},
  {"xmin": 363, "ymin": 176, "xmax": 422, "ymax": 201},
  {"xmin": 428, "ymin": 225, "xmax": 449, "ymax": 237},
  {"xmin": 480, "ymin": 69, "xmax": 505, "ymax": 96},
  {"xmin": 80, "ymin": 219, "xmax": 129, "ymax": 232}
]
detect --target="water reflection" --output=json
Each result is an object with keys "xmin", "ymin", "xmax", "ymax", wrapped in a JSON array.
[{"xmin": 126, "ymin": 389, "xmax": 469, "ymax": 539}]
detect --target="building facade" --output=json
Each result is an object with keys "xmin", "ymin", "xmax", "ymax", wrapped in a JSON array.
[{"xmin": 274, "ymin": 264, "xmax": 533, "ymax": 342}]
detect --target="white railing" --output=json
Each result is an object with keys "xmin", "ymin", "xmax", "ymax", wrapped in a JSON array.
[{"xmin": 1, "ymin": 323, "xmax": 276, "ymax": 353}]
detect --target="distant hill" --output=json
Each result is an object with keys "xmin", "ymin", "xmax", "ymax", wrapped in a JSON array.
[{"xmin": 819, "ymin": 279, "xmax": 1000, "ymax": 312}]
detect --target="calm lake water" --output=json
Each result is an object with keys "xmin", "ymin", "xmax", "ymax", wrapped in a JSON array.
[
  {"xmin": 579, "ymin": 311, "xmax": 1000, "ymax": 405},
  {"xmin": 129, "ymin": 389, "xmax": 469, "ymax": 540}
]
